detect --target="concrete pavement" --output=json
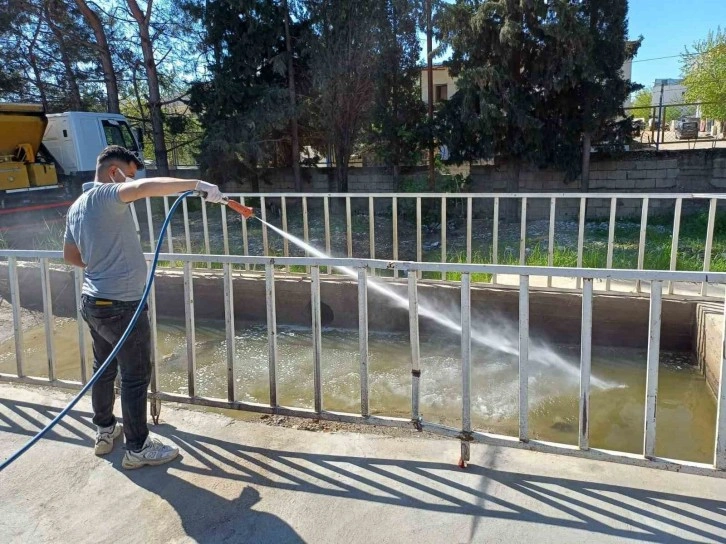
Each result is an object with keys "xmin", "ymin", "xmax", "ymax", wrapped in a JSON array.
[{"xmin": 1, "ymin": 383, "xmax": 725, "ymax": 544}]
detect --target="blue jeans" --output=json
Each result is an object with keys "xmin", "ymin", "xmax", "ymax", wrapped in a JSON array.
[{"xmin": 81, "ymin": 295, "xmax": 151, "ymax": 452}]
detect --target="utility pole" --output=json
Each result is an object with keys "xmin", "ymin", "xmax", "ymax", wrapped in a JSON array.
[
  {"xmin": 656, "ymin": 81, "xmax": 665, "ymax": 152},
  {"xmin": 426, "ymin": 0, "xmax": 435, "ymax": 190}
]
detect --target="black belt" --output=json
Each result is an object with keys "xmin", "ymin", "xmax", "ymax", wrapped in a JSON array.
[{"xmin": 82, "ymin": 295, "xmax": 144, "ymax": 309}]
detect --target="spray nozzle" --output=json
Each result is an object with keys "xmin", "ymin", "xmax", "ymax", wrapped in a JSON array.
[
  {"xmin": 191, "ymin": 191, "xmax": 255, "ymax": 219},
  {"xmin": 222, "ymin": 197, "xmax": 255, "ymax": 219}
]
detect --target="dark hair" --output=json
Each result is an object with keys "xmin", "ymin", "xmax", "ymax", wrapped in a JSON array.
[{"xmin": 96, "ymin": 145, "xmax": 143, "ymax": 169}]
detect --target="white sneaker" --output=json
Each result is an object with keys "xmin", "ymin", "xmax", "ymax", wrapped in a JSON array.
[
  {"xmin": 122, "ymin": 436, "xmax": 179, "ymax": 470},
  {"xmin": 95, "ymin": 423, "xmax": 122, "ymax": 456}
]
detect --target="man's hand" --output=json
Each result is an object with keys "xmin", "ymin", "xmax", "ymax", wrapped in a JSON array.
[{"xmin": 195, "ymin": 181, "xmax": 224, "ymax": 204}]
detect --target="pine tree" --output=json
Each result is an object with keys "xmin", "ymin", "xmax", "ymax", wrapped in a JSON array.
[
  {"xmin": 363, "ymin": 0, "xmax": 426, "ymax": 183},
  {"xmin": 435, "ymin": 0, "xmax": 640, "ymax": 186}
]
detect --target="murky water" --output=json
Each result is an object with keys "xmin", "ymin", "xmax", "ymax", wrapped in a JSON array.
[{"xmin": 0, "ymin": 317, "xmax": 716, "ymax": 464}]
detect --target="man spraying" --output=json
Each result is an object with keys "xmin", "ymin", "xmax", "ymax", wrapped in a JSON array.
[{"xmin": 63, "ymin": 145, "xmax": 224, "ymax": 469}]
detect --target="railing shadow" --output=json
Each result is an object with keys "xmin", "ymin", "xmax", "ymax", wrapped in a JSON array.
[{"xmin": 2, "ymin": 398, "xmax": 725, "ymax": 543}]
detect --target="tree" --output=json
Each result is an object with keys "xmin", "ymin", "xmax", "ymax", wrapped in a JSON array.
[
  {"xmin": 0, "ymin": 0, "xmax": 103, "ymax": 111},
  {"xmin": 0, "ymin": 2, "xmax": 25, "ymax": 98},
  {"xmin": 282, "ymin": 0, "xmax": 302, "ymax": 191},
  {"xmin": 186, "ymin": 0, "xmax": 304, "ymax": 189},
  {"xmin": 74, "ymin": 0, "xmax": 120, "ymax": 113},
  {"xmin": 683, "ymin": 27, "xmax": 726, "ymax": 133},
  {"xmin": 435, "ymin": 0, "xmax": 639, "ymax": 190},
  {"xmin": 363, "ymin": 0, "xmax": 426, "ymax": 184},
  {"xmin": 630, "ymin": 89, "xmax": 652, "ymax": 118},
  {"xmin": 307, "ymin": 0, "xmax": 377, "ymax": 192},
  {"xmin": 126, "ymin": 0, "xmax": 170, "ymax": 175}
]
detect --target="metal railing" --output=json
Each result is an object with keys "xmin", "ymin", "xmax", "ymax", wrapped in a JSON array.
[
  {"xmin": 1, "ymin": 248, "xmax": 725, "ymax": 475},
  {"xmin": 130, "ymin": 191, "xmax": 726, "ymax": 298}
]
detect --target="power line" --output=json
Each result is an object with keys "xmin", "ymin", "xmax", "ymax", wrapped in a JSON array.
[{"xmin": 632, "ymin": 53, "xmax": 696, "ymax": 63}]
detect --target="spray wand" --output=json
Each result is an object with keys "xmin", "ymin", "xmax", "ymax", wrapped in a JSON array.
[
  {"xmin": 193, "ymin": 190, "xmax": 256, "ymax": 220},
  {"xmin": 221, "ymin": 196, "xmax": 256, "ymax": 219}
]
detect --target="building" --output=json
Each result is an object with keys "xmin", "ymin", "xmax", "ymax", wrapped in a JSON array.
[
  {"xmin": 650, "ymin": 79, "xmax": 688, "ymax": 106},
  {"xmin": 421, "ymin": 59, "xmax": 635, "ymax": 108},
  {"xmin": 419, "ymin": 65, "xmax": 458, "ymax": 105}
]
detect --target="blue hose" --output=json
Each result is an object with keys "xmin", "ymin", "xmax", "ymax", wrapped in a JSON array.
[{"xmin": 0, "ymin": 190, "xmax": 195, "ymax": 472}]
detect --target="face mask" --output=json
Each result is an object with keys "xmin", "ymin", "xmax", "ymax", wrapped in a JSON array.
[{"xmin": 110, "ymin": 168, "xmax": 127, "ymax": 184}]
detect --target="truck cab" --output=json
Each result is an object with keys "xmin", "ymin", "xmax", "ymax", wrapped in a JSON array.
[
  {"xmin": 1, "ymin": 105, "xmax": 146, "ymax": 210},
  {"xmin": 43, "ymin": 112, "xmax": 146, "ymax": 181}
]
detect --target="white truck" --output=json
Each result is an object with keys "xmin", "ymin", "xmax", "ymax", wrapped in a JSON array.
[
  {"xmin": 43, "ymin": 111, "xmax": 146, "ymax": 180},
  {"xmin": 0, "ymin": 104, "xmax": 145, "ymax": 210}
]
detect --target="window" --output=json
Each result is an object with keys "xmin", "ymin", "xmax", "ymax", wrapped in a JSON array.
[
  {"xmin": 102, "ymin": 120, "xmax": 139, "ymax": 152},
  {"xmin": 435, "ymin": 84, "xmax": 448, "ymax": 102}
]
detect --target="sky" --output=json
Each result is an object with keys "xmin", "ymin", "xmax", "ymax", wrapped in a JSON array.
[{"xmin": 627, "ymin": 0, "xmax": 725, "ymax": 90}]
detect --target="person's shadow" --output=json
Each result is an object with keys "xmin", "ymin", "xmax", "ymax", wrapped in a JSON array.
[{"xmin": 117, "ymin": 459, "xmax": 304, "ymax": 543}]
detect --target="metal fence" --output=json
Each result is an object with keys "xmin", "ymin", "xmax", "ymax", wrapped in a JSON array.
[
  {"xmin": 1, "ymin": 249, "xmax": 725, "ymax": 475},
  {"xmin": 129, "ymin": 191, "xmax": 726, "ymax": 298},
  {"xmin": 624, "ymin": 102, "xmax": 724, "ymax": 151}
]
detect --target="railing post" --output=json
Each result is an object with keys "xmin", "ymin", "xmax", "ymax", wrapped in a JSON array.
[
  {"xmin": 241, "ymin": 197, "xmax": 250, "ymax": 271},
  {"xmin": 605, "ymin": 197, "xmax": 617, "ymax": 292},
  {"xmin": 579, "ymin": 278, "xmax": 593, "ymax": 450},
  {"xmin": 346, "ymin": 196, "xmax": 353, "ymax": 259},
  {"xmin": 416, "ymin": 197, "xmax": 422, "ymax": 277},
  {"xmin": 358, "ymin": 267, "xmax": 369, "ymax": 417},
  {"xmin": 148, "ymin": 273, "xmax": 160, "ymax": 422},
  {"xmin": 40, "ymin": 258, "xmax": 56, "ymax": 382},
  {"xmin": 74, "ymin": 267, "xmax": 88, "ymax": 383},
  {"xmin": 466, "ymin": 197, "xmax": 472, "ymax": 265},
  {"xmin": 265, "ymin": 263, "xmax": 277, "ymax": 407},
  {"xmin": 184, "ymin": 261, "xmax": 197, "ymax": 398},
  {"xmin": 261, "ymin": 196, "xmax": 269, "ymax": 258},
  {"xmin": 636, "ymin": 197, "xmax": 649, "ymax": 293},
  {"xmin": 201, "ymin": 200, "xmax": 211, "ymax": 262},
  {"xmin": 182, "ymin": 197, "xmax": 192, "ymax": 254},
  {"xmin": 519, "ymin": 275, "xmax": 529, "ymax": 442},
  {"xmin": 324, "ymin": 196, "xmax": 332, "ymax": 271},
  {"xmin": 368, "ymin": 196, "xmax": 375, "ymax": 274},
  {"xmin": 311, "ymin": 266, "xmax": 323, "ymax": 413},
  {"xmin": 644, "ymin": 281, "xmax": 663, "ymax": 459},
  {"xmin": 408, "ymin": 272, "xmax": 421, "ymax": 425},
  {"xmin": 392, "ymin": 196, "xmax": 399, "ymax": 278},
  {"xmin": 221, "ymin": 204, "xmax": 229, "ymax": 261},
  {"xmin": 547, "ymin": 197, "xmax": 556, "ymax": 287},
  {"xmin": 576, "ymin": 197, "xmax": 586, "ymax": 290},
  {"xmin": 282, "ymin": 196, "xmax": 290, "ymax": 273},
  {"xmin": 8, "ymin": 257, "xmax": 25, "ymax": 378},
  {"xmin": 519, "ymin": 198, "xmax": 527, "ymax": 266},
  {"xmin": 492, "ymin": 197, "xmax": 499, "ymax": 284},
  {"xmin": 441, "ymin": 196, "xmax": 447, "ymax": 280},
  {"xmin": 224, "ymin": 263, "xmax": 237, "ymax": 403},
  {"xmin": 163, "ymin": 196, "xmax": 174, "ymax": 254},
  {"xmin": 701, "ymin": 198, "xmax": 716, "ymax": 297},
  {"xmin": 145, "ymin": 197, "xmax": 155, "ymax": 253},
  {"xmin": 668, "ymin": 198, "xmax": 683, "ymax": 295},
  {"xmin": 460, "ymin": 272, "xmax": 472, "ymax": 467}
]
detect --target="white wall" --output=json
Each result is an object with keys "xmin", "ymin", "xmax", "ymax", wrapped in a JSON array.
[{"xmin": 419, "ymin": 67, "xmax": 458, "ymax": 104}]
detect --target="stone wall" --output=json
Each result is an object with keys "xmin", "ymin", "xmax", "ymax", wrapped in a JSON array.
[{"xmin": 469, "ymin": 148, "xmax": 726, "ymax": 220}]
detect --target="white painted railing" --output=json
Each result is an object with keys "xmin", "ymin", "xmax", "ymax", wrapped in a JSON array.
[
  {"xmin": 130, "ymin": 192, "xmax": 726, "ymax": 298},
  {"xmin": 1, "ymin": 249, "xmax": 725, "ymax": 475}
]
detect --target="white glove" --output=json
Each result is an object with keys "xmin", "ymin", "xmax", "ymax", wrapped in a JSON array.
[{"xmin": 195, "ymin": 180, "xmax": 225, "ymax": 204}]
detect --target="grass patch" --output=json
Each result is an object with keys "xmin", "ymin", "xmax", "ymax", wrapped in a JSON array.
[{"xmin": 417, "ymin": 209, "xmax": 726, "ymax": 283}]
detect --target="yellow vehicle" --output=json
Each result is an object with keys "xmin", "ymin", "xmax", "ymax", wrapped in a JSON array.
[{"xmin": 0, "ymin": 103, "xmax": 61, "ymax": 205}]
